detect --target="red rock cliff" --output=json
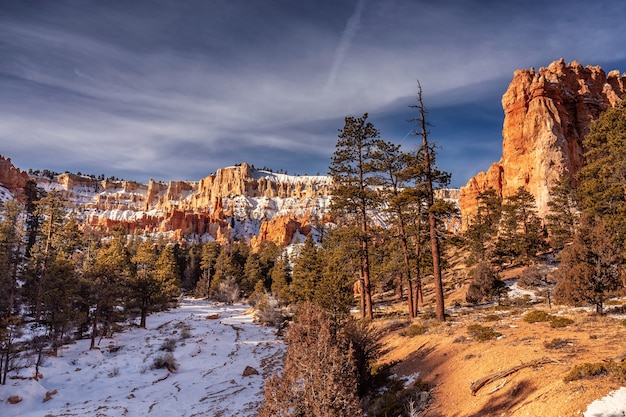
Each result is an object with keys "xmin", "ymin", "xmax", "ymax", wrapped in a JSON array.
[
  {"xmin": 0, "ymin": 156, "xmax": 30, "ymax": 200},
  {"xmin": 460, "ymin": 59, "xmax": 626, "ymax": 226}
]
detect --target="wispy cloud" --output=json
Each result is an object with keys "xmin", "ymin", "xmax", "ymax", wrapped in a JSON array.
[
  {"xmin": 324, "ymin": 0, "xmax": 366, "ymax": 93},
  {"xmin": 1, "ymin": 0, "xmax": 626, "ymax": 185}
]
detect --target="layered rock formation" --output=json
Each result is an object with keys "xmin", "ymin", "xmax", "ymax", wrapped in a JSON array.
[
  {"xmin": 460, "ymin": 59, "xmax": 626, "ymax": 225},
  {"xmin": 22, "ymin": 162, "xmax": 333, "ymax": 247}
]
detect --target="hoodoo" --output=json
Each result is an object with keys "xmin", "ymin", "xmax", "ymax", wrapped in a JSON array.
[{"xmin": 459, "ymin": 59, "xmax": 626, "ymax": 226}]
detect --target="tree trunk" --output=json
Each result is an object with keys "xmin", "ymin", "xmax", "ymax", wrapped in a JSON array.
[
  {"xmin": 413, "ymin": 80, "xmax": 445, "ymax": 321},
  {"xmin": 90, "ymin": 302, "xmax": 100, "ymax": 350}
]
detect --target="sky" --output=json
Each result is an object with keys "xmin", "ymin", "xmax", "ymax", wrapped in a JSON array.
[{"xmin": 2, "ymin": 0, "xmax": 626, "ymax": 187}]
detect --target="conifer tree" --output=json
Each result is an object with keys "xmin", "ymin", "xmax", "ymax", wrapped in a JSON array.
[
  {"xmin": 128, "ymin": 240, "xmax": 180, "ymax": 328},
  {"xmin": 242, "ymin": 252, "xmax": 263, "ymax": 296},
  {"xmin": 494, "ymin": 187, "xmax": 546, "ymax": 266},
  {"xmin": 28, "ymin": 190, "xmax": 67, "ymax": 322},
  {"xmin": 196, "ymin": 241, "xmax": 220, "ymax": 298},
  {"xmin": 270, "ymin": 254, "xmax": 291, "ymax": 304},
  {"xmin": 545, "ymin": 175, "xmax": 578, "ymax": 254},
  {"xmin": 554, "ymin": 215, "xmax": 621, "ymax": 313},
  {"xmin": 0, "ymin": 200, "xmax": 24, "ymax": 384},
  {"xmin": 576, "ymin": 99, "xmax": 626, "ymax": 245},
  {"xmin": 329, "ymin": 113, "xmax": 380, "ymax": 319},
  {"xmin": 409, "ymin": 81, "xmax": 451, "ymax": 321},
  {"xmin": 290, "ymin": 234, "xmax": 322, "ymax": 303},
  {"xmin": 464, "ymin": 189, "xmax": 502, "ymax": 264},
  {"xmin": 369, "ymin": 139, "xmax": 420, "ymax": 317}
]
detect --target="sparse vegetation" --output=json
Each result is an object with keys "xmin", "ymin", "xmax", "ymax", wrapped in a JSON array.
[
  {"xmin": 401, "ymin": 323, "xmax": 428, "ymax": 337},
  {"xmin": 564, "ymin": 361, "xmax": 626, "ymax": 382},
  {"xmin": 151, "ymin": 352, "xmax": 179, "ymax": 372},
  {"xmin": 543, "ymin": 338, "xmax": 571, "ymax": 350},
  {"xmin": 466, "ymin": 324, "xmax": 501, "ymax": 341},
  {"xmin": 522, "ymin": 310, "xmax": 551, "ymax": 323}
]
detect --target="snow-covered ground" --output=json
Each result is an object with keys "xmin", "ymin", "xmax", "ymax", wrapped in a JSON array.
[
  {"xmin": 0, "ymin": 299, "xmax": 284, "ymax": 417},
  {"xmin": 584, "ymin": 387, "xmax": 626, "ymax": 416}
]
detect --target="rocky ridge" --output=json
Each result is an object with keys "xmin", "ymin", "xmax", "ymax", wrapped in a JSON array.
[
  {"xmin": 12, "ymin": 162, "xmax": 334, "ymax": 248},
  {"xmin": 459, "ymin": 59, "xmax": 626, "ymax": 224}
]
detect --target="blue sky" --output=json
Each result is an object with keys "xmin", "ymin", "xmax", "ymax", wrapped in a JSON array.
[{"xmin": 2, "ymin": 0, "xmax": 626, "ymax": 187}]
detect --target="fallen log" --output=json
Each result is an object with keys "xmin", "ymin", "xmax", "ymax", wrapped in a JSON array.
[{"xmin": 470, "ymin": 357, "xmax": 562, "ymax": 396}]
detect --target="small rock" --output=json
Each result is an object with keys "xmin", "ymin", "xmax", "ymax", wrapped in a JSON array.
[{"xmin": 242, "ymin": 366, "xmax": 259, "ymax": 377}]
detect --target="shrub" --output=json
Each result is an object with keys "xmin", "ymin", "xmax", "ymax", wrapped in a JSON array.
[
  {"xmin": 212, "ymin": 276, "xmax": 240, "ymax": 304},
  {"xmin": 151, "ymin": 353, "xmax": 179, "ymax": 372},
  {"xmin": 401, "ymin": 324, "xmax": 428, "ymax": 337},
  {"xmin": 522, "ymin": 310, "xmax": 552, "ymax": 323},
  {"xmin": 565, "ymin": 363, "xmax": 607, "ymax": 381},
  {"xmin": 159, "ymin": 338, "xmax": 176, "ymax": 352},
  {"xmin": 517, "ymin": 266, "xmax": 551, "ymax": 289},
  {"xmin": 466, "ymin": 262, "xmax": 506, "ymax": 304},
  {"xmin": 550, "ymin": 316, "xmax": 574, "ymax": 328},
  {"xmin": 467, "ymin": 324, "xmax": 501, "ymax": 341},
  {"xmin": 482, "ymin": 314, "xmax": 501, "ymax": 322},
  {"xmin": 543, "ymin": 338, "xmax": 571, "ymax": 350}
]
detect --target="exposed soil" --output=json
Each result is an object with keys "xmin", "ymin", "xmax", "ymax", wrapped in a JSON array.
[{"xmin": 377, "ymin": 279, "xmax": 626, "ymax": 417}]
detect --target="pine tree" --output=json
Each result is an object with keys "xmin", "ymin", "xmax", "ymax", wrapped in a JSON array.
[
  {"xmin": 154, "ymin": 244, "xmax": 181, "ymax": 303},
  {"xmin": 242, "ymin": 252, "xmax": 263, "ymax": 296},
  {"xmin": 554, "ymin": 215, "xmax": 621, "ymax": 314},
  {"xmin": 270, "ymin": 254, "xmax": 291, "ymax": 304},
  {"xmin": 494, "ymin": 187, "xmax": 547, "ymax": 267},
  {"xmin": 329, "ymin": 113, "xmax": 380, "ymax": 319},
  {"xmin": 28, "ymin": 190, "xmax": 68, "ymax": 322},
  {"xmin": 39, "ymin": 255, "xmax": 82, "ymax": 355},
  {"xmin": 576, "ymin": 99, "xmax": 626, "ymax": 245},
  {"xmin": 408, "ymin": 81, "xmax": 451, "ymax": 321},
  {"xmin": 545, "ymin": 175, "xmax": 578, "ymax": 254},
  {"xmin": 0, "ymin": 200, "xmax": 25, "ymax": 384},
  {"xmin": 464, "ymin": 189, "xmax": 502, "ymax": 264},
  {"xmin": 129, "ymin": 239, "xmax": 159, "ymax": 328},
  {"xmin": 196, "ymin": 241, "xmax": 220, "ymax": 298},
  {"xmin": 290, "ymin": 234, "xmax": 322, "ymax": 303},
  {"xmin": 369, "ymin": 139, "xmax": 420, "ymax": 318}
]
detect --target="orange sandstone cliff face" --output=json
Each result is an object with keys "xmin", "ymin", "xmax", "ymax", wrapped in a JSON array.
[
  {"xmin": 0, "ymin": 156, "xmax": 30, "ymax": 200},
  {"xmin": 459, "ymin": 59, "xmax": 626, "ymax": 225}
]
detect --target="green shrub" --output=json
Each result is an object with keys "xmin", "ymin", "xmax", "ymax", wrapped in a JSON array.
[
  {"xmin": 550, "ymin": 316, "xmax": 574, "ymax": 328},
  {"xmin": 523, "ymin": 310, "xmax": 552, "ymax": 323},
  {"xmin": 467, "ymin": 324, "xmax": 501, "ymax": 341}
]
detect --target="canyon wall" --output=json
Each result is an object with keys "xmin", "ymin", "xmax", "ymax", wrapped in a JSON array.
[
  {"xmin": 459, "ymin": 59, "xmax": 626, "ymax": 225},
  {"xmin": 10, "ymin": 162, "xmax": 333, "ymax": 248}
]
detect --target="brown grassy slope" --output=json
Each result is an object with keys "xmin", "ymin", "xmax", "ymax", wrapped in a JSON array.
[{"xmin": 375, "ymin": 265, "xmax": 626, "ymax": 417}]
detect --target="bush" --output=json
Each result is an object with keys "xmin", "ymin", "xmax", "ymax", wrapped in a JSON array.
[
  {"xmin": 466, "ymin": 262, "xmax": 506, "ymax": 304},
  {"xmin": 550, "ymin": 316, "xmax": 574, "ymax": 328},
  {"xmin": 482, "ymin": 314, "xmax": 501, "ymax": 322},
  {"xmin": 522, "ymin": 310, "xmax": 552, "ymax": 323},
  {"xmin": 517, "ymin": 266, "xmax": 551, "ymax": 289},
  {"xmin": 151, "ymin": 352, "xmax": 179, "ymax": 372},
  {"xmin": 543, "ymin": 338, "xmax": 571, "ymax": 350},
  {"xmin": 212, "ymin": 276, "xmax": 240, "ymax": 304},
  {"xmin": 159, "ymin": 338, "xmax": 176, "ymax": 352},
  {"xmin": 467, "ymin": 324, "xmax": 501, "ymax": 341},
  {"xmin": 255, "ymin": 295, "xmax": 284, "ymax": 326},
  {"xmin": 563, "ymin": 361, "xmax": 626, "ymax": 382},
  {"xmin": 401, "ymin": 324, "xmax": 428, "ymax": 337}
]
